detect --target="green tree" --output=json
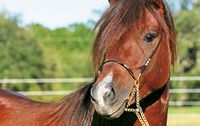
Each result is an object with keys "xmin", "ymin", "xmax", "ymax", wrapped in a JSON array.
[
  {"xmin": 174, "ymin": 1, "xmax": 200, "ymax": 75},
  {"xmin": 30, "ymin": 22, "xmax": 94, "ymax": 78},
  {"xmin": 0, "ymin": 13, "xmax": 47, "ymax": 90},
  {"xmin": 171, "ymin": 0, "xmax": 200, "ymax": 102}
]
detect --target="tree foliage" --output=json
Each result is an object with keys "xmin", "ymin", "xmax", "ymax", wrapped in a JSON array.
[
  {"xmin": 29, "ymin": 22, "xmax": 94, "ymax": 78},
  {"xmin": 0, "ymin": 13, "xmax": 46, "ymax": 79},
  {"xmin": 173, "ymin": 0, "xmax": 200, "ymax": 76},
  {"xmin": 170, "ymin": 0, "xmax": 200, "ymax": 102}
]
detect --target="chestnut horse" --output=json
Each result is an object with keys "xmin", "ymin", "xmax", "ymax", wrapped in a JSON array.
[{"xmin": 0, "ymin": 0, "xmax": 176, "ymax": 126}]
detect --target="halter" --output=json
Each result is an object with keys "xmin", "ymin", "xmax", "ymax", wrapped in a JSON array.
[{"xmin": 96, "ymin": 32, "xmax": 163, "ymax": 126}]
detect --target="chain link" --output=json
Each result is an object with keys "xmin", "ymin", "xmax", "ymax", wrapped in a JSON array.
[{"xmin": 124, "ymin": 73, "xmax": 149, "ymax": 126}]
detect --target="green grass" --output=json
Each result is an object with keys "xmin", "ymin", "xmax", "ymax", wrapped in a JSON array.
[{"xmin": 168, "ymin": 106, "xmax": 200, "ymax": 126}]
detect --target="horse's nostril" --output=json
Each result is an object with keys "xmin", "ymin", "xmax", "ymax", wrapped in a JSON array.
[
  {"xmin": 103, "ymin": 85, "xmax": 117, "ymax": 104},
  {"xmin": 90, "ymin": 84, "xmax": 117, "ymax": 105}
]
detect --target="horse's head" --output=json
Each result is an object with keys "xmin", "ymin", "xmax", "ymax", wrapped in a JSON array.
[{"xmin": 90, "ymin": 0, "xmax": 176, "ymax": 119}]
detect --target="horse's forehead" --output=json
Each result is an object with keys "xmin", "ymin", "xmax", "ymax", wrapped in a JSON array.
[{"xmin": 145, "ymin": 10, "xmax": 159, "ymax": 28}]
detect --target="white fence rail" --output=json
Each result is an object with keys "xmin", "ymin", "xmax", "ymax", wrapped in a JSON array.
[
  {"xmin": 0, "ymin": 78, "xmax": 93, "ymax": 84},
  {"xmin": 170, "ymin": 76, "xmax": 200, "ymax": 81},
  {"xmin": 0, "ymin": 76, "xmax": 200, "ymax": 106},
  {"xmin": 0, "ymin": 76, "xmax": 199, "ymax": 84}
]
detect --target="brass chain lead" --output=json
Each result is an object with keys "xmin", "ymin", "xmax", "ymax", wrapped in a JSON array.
[{"xmin": 124, "ymin": 73, "xmax": 149, "ymax": 126}]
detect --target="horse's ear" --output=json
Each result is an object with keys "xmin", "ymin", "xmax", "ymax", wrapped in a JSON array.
[
  {"xmin": 150, "ymin": 0, "xmax": 164, "ymax": 9},
  {"xmin": 109, "ymin": 0, "xmax": 118, "ymax": 5}
]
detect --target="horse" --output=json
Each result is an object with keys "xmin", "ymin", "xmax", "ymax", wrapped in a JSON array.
[{"xmin": 0, "ymin": 0, "xmax": 176, "ymax": 126}]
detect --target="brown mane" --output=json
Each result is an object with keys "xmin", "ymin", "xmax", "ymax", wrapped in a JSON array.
[
  {"xmin": 44, "ymin": 85, "xmax": 94, "ymax": 126},
  {"xmin": 92, "ymin": 0, "xmax": 176, "ymax": 73}
]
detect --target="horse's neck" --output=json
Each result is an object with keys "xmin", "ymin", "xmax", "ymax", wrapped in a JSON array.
[
  {"xmin": 142, "ymin": 81, "xmax": 170, "ymax": 126},
  {"xmin": 133, "ymin": 81, "xmax": 170, "ymax": 126}
]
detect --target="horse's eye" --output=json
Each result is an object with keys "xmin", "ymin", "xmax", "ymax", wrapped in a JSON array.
[{"xmin": 143, "ymin": 33, "xmax": 156, "ymax": 43}]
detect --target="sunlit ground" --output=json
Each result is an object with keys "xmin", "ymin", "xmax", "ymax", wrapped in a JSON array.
[{"xmin": 168, "ymin": 106, "xmax": 200, "ymax": 126}]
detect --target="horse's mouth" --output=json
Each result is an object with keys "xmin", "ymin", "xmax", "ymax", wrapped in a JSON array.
[{"xmin": 103, "ymin": 100, "xmax": 128, "ymax": 119}]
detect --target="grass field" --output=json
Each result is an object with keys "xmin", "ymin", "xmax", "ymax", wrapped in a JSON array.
[{"xmin": 168, "ymin": 106, "xmax": 200, "ymax": 126}]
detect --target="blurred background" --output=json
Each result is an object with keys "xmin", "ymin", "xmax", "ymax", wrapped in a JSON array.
[{"xmin": 0, "ymin": 0, "xmax": 199, "ymax": 125}]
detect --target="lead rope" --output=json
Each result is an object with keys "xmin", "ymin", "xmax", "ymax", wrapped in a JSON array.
[{"xmin": 125, "ymin": 73, "xmax": 149, "ymax": 126}]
